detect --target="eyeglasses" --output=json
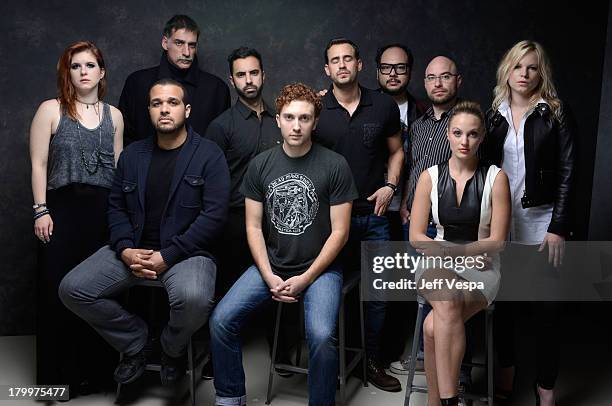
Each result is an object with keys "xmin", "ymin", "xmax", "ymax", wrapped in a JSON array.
[
  {"xmin": 425, "ymin": 73, "xmax": 458, "ymax": 83},
  {"xmin": 378, "ymin": 63, "xmax": 408, "ymax": 75}
]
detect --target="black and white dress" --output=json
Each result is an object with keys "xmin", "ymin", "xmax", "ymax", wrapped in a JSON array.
[{"xmin": 416, "ymin": 162, "xmax": 502, "ymax": 304}]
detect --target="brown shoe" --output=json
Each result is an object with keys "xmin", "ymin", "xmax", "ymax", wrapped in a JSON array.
[{"xmin": 367, "ymin": 358, "xmax": 402, "ymax": 392}]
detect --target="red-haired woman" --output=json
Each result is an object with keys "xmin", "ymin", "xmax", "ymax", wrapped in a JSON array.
[{"xmin": 30, "ymin": 41, "xmax": 123, "ymax": 396}]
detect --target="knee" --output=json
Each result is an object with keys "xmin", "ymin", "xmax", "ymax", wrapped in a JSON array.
[
  {"xmin": 435, "ymin": 299, "xmax": 463, "ymax": 322},
  {"xmin": 423, "ymin": 316, "xmax": 435, "ymax": 341},
  {"xmin": 175, "ymin": 287, "xmax": 213, "ymax": 318},
  {"xmin": 209, "ymin": 304, "xmax": 237, "ymax": 341},
  {"xmin": 58, "ymin": 270, "xmax": 83, "ymax": 309},
  {"xmin": 307, "ymin": 323, "xmax": 337, "ymax": 348}
]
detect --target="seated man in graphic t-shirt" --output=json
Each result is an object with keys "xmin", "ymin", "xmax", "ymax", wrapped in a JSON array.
[{"xmin": 210, "ymin": 83, "xmax": 358, "ymax": 406}]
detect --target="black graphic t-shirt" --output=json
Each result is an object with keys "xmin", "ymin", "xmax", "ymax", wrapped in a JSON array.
[{"xmin": 241, "ymin": 143, "xmax": 358, "ymax": 277}]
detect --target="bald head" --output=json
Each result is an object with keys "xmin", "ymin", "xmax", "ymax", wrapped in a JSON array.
[
  {"xmin": 425, "ymin": 56, "xmax": 457, "ymax": 76},
  {"xmin": 424, "ymin": 55, "xmax": 462, "ymax": 107}
]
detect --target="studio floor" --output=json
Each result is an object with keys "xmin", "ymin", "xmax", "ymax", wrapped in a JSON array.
[{"xmin": 1, "ymin": 304, "xmax": 611, "ymax": 406}]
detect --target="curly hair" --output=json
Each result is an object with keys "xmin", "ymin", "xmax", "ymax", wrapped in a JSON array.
[{"xmin": 275, "ymin": 83, "xmax": 322, "ymax": 117}]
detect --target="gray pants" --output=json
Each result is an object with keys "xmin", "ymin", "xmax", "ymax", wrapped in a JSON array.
[{"xmin": 59, "ymin": 245, "xmax": 216, "ymax": 358}]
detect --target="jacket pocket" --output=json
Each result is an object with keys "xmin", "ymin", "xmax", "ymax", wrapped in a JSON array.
[
  {"xmin": 180, "ymin": 175, "xmax": 204, "ymax": 208},
  {"xmin": 121, "ymin": 180, "xmax": 138, "ymax": 213}
]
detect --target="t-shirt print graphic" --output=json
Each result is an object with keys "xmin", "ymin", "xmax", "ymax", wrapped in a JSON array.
[{"xmin": 266, "ymin": 173, "xmax": 319, "ymax": 235}]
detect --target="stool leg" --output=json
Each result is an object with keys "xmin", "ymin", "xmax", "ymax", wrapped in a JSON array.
[
  {"xmin": 296, "ymin": 301, "xmax": 304, "ymax": 366},
  {"xmin": 115, "ymin": 352, "xmax": 123, "ymax": 404},
  {"xmin": 339, "ymin": 291, "xmax": 347, "ymax": 406},
  {"xmin": 358, "ymin": 281, "xmax": 367, "ymax": 387},
  {"xmin": 188, "ymin": 337, "xmax": 195, "ymax": 406},
  {"xmin": 266, "ymin": 303, "xmax": 283, "ymax": 405},
  {"xmin": 404, "ymin": 302, "xmax": 424, "ymax": 406},
  {"xmin": 487, "ymin": 309, "xmax": 494, "ymax": 406}
]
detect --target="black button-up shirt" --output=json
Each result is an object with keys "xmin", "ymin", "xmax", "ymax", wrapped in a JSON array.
[
  {"xmin": 205, "ymin": 99, "xmax": 282, "ymax": 208},
  {"xmin": 119, "ymin": 54, "xmax": 231, "ymax": 144},
  {"xmin": 315, "ymin": 86, "xmax": 401, "ymax": 214}
]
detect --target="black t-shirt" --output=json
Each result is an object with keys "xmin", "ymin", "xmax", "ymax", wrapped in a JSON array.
[
  {"xmin": 140, "ymin": 143, "xmax": 183, "ymax": 249},
  {"xmin": 241, "ymin": 143, "xmax": 358, "ymax": 278},
  {"xmin": 205, "ymin": 100, "xmax": 282, "ymax": 209},
  {"xmin": 315, "ymin": 86, "xmax": 401, "ymax": 214}
]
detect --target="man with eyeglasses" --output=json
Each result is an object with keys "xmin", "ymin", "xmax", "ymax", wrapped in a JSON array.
[
  {"xmin": 315, "ymin": 37, "xmax": 404, "ymax": 392},
  {"xmin": 119, "ymin": 14, "xmax": 230, "ymax": 144},
  {"xmin": 375, "ymin": 44, "xmax": 427, "ymax": 242},
  {"xmin": 374, "ymin": 43, "xmax": 428, "ymax": 375}
]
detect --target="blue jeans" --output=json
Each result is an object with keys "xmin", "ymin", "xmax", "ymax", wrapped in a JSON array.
[
  {"xmin": 347, "ymin": 214, "xmax": 390, "ymax": 360},
  {"xmin": 210, "ymin": 265, "xmax": 342, "ymax": 406},
  {"xmin": 59, "ymin": 245, "xmax": 216, "ymax": 358}
]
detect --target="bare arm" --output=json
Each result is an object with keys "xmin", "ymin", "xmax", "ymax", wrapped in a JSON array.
[
  {"xmin": 409, "ymin": 170, "xmax": 433, "ymax": 244},
  {"xmin": 110, "ymin": 105, "xmax": 124, "ymax": 164},
  {"xmin": 30, "ymin": 99, "xmax": 60, "ymax": 242},
  {"xmin": 277, "ymin": 202, "xmax": 353, "ymax": 298},
  {"xmin": 367, "ymin": 132, "xmax": 404, "ymax": 216},
  {"xmin": 245, "ymin": 198, "xmax": 291, "ymax": 301}
]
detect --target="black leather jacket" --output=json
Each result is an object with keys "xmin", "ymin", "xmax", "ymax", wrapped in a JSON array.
[{"xmin": 482, "ymin": 102, "xmax": 575, "ymax": 237}]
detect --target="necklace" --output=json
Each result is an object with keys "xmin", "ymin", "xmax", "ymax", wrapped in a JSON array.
[
  {"xmin": 76, "ymin": 99, "xmax": 99, "ymax": 109},
  {"xmin": 76, "ymin": 103, "xmax": 103, "ymax": 175}
]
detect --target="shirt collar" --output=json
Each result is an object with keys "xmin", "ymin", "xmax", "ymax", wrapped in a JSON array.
[
  {"xmin": 499, "ymin": 98, "xmax": 548, "ymax": 116},
  {"xmin": 157, "ymin": 53, "xmax": 200, "ymax": 86},
  {"xmin": 235, "ymin": 98, "xmax": 274, "ymax": 119},
  {"xmin": 324, "ymin": 84, "xmax": 372, "ymax": 109}
]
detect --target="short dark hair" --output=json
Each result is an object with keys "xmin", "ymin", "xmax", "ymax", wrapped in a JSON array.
[
  {"xmin": 163, "ymin": 14, "xmax": 200, "ymax": 39},
  {"xmin": 148, "ymin": 78, "xmax": 189, "ymax": 105},
  {"xmin": 324, "ymin": 38, "xmax": 360, "ymax": 64},
  {"xmin": 375, "ymin": 43, "xmax": 414, "ymax": 70},
  {"xmin": 227, "ymin": 47, "xmax": 264, "ymax": 74}
]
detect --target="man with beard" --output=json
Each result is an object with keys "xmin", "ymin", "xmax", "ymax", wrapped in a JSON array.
[
  {"xmin": 375, "ymin": 44, "xmax": 427, "ymax": 241},
  {"xmin": 204, "ymin": 47, "xmax": 285, "ymax": 380},
  {"xmin": 315, "ymin": 38, "xmax": 404, "ymax": 392},
  {"xmin": 60, "ymin": 79, "xmax": 230, "ymax": 387},
  {"xmin": 374, "ymin": 43, "xmax": 428, "ymax": 375},
  {"xmin": 205, "ymin": 46, "xmax": 282, "ymax": 298},
  {"xmin": 119, "ymin": 14, "xmax": 230, "ymax": 144}
]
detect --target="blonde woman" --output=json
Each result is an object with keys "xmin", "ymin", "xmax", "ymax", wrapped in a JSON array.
[
  {"xmin": 483, "ymin": 40, "xmax": 575, "ymax": 405},
  {"xmin": 30, "ymin": 41, "xmax": 123, "ymax": 396},
  {"xmin": 410, "ymin": 101, "xmax": 510, "ymax": 405}
]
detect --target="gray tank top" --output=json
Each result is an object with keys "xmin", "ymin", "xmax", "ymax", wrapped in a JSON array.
[{"xmin": 47, "ymin": 103, "xmax": 115, "ymax": 190}]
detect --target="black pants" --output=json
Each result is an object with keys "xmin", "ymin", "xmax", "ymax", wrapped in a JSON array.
[{"xmin": 36, "ymin": 184, "xmax": 115, "ymax": 391}]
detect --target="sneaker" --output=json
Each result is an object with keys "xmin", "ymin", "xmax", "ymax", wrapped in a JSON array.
[
  {"xmin": 389, "ymin": 357, "xmax": 425, "ymax": 375},
  {"xmin": 366, "ymin": 358, "xmax": 402, "ymax": 392},
  {"xmin": 113, "ymin": 350, "xmax": 146, "ymax": 384},
  {"xmin": 160, "ymin": 350, "xmax": 186, "ymax": 386}
]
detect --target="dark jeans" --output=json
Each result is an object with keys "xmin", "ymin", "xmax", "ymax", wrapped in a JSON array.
[
  {"xmin": 59, "ymin": 246, "xmax": 216, "ymax": 358},
  {"xmin": 345, "ymin": 213, "xmax": 390, "ymax": 360},
  {"xmin": 210, "ymin": 265, "xmax": 342, "ymax": 406}
]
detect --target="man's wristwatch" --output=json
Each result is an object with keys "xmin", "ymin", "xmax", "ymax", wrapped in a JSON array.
[{"xmin": 384, "ymin": 182, "xmax": 398, "ymax": 193}]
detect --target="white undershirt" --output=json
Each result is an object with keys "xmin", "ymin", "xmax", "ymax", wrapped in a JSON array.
[{"xmin": 499, "ymin": 99, "xmax": 553, "ymax": 244}]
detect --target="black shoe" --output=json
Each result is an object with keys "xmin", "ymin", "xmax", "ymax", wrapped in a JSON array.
[
  {"xmin": 113, "ymin": 350, "xmax": 146, "ymax": 384},
  {"xmin": 160, "ymin": 350, "xmax": 186, "ymax": 386},
  {"xmin": 275, "ymin": 352, "xmax": 295, "ymax": 378},
  {"xmin": 201, "ymin": 358, "xmax": 214, "ymax": 380},
  {"xmin": 366, "ymin": 358, "xmax": 401, "ymax": 392}
]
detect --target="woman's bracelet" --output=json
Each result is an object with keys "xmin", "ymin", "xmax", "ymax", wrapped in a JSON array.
[
  {"xmin": 33, "ymin": 209, "xmax": 50, "ymax": 220},
  {"xmin": 32, "ymin": 203, "xmax": 47, "ymax": 210}
]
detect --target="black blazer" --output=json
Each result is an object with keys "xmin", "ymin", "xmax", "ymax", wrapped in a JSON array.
[
  {"xmin": 482, "ymin": 101, "xmax": 575, "ymax": 237},
  {"xmin": 108, "ymin": 128, "xmax": 230, "ymax": 266}
]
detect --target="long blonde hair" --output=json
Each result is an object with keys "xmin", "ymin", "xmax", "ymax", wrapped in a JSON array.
[{"xmin": 492, "ymin": 40, "xmax": 561, "ymax": 118}]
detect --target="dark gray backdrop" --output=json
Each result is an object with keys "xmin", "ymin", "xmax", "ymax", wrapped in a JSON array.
[{"xmin": 0, "ymin": 0, "xmax": 608, "ymax": 335}]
